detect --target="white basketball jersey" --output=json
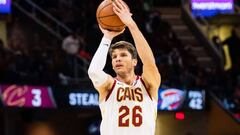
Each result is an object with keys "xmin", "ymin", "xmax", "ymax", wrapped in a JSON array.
[{"xmin": 99, "ymin": 76, "xmax": 157, "ymax": 135}]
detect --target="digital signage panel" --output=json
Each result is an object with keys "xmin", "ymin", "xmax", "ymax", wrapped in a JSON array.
[
  {"xmin": 0, "ymin": 84, "xmax": 56, "ymax": 108},
  {"xmin": 0, "ymin": 0, "xmax": 11, "ymax": 14},
  {"xmin": 52, "ymin": 88, "xmax": 99, "ymax": 109},
  {"xmin": 191, "ymin": 0, "xmax": 234, "ymax": 16},
  {"xmin": 158, "ymin": 88, "xmax": 205, "ymax": 111}
]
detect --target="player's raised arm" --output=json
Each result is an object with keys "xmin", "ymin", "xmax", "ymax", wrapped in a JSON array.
[
  {"xmin": 113, "ymin": 0, "xmax": 160, "ymax": 100},
  {"xmin": 88, "ymin": 26, "xmax": 124, "ymax": 101}
]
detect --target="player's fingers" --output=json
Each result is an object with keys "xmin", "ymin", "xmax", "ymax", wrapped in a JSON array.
[
  {"xmin": 113, "ymin": 5, "xmax": 121, "ymax": 15},
  {"xmin": 117, "ymin": 0, "xmax": 127, "ymax": 10},
  {"xmin": 112, "ymin": 0, "xmax": 121, "ymax": 9},
  {"xmin": 113, "ymin": 0, "xmax": 125, "ymax": 10},
  {"xmin": 112, "ymin": 2, "xmax": 118, "ymax": 10}
]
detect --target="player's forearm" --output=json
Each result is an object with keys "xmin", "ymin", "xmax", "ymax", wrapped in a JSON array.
[
  {"xmin": 128, "ymin": 22, "xmax": 156, "ymax": 65},
  {"xmin": 88, "ymin": 37, "xmax": 112, "ymax": 87},
  {"xmin": 89, "ymin": 37, "xmax": 111, "ymax": 70}
]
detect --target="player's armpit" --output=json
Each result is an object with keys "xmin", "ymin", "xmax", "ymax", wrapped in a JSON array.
[{"xmin": 142, "ymin": 64, "xmax": 161, "ymax": 100}]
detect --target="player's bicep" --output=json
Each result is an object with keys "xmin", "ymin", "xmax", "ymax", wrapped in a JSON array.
[
  {"xmin": 95, "ymin": 75, "xmax": 115, "ymax": 93},
  {"xmin": 88, "ymin": 70, "xmax": 113, "ymax": 90},
  {"xmin": 95, "ymin": 75, "xmax": 115, "ymax": 102}
]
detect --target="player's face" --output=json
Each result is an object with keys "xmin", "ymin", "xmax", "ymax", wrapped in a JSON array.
[{"xmin": 111, "ymin": 48, "xmax": 137, "ymax": 75}]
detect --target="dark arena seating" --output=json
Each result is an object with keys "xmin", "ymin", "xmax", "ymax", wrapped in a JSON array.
[{"xmin": 0, "ymin": 0, "xmax": 239, "ymax": 135}]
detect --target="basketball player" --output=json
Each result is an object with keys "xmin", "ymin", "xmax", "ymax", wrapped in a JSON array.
[{"xmin": 88, "ymin": 0, "xmax": 161, "ymax": 135}]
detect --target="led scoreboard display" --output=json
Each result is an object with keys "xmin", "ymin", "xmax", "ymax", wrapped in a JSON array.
[
  {"xmin": 0, "ymin": 84, "xmax": 205, "ymax": 111},
  {"xmin": 52, "ymin": 88, "xmax": 99, "ymax": 109},
  {"xmin": 0, "ymin": 85, "xmax": 56, "ymax": 108},
  {"xmin": 69, "ymin": 92, "xmax": 98, "ymax": 106},
  {"xmin": 158, "ymin": 88, "xmax": 205, "ymax": 111}
]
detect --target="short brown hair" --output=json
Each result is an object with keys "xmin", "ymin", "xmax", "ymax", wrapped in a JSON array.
[{"xmin": 109, "ymin": 41, "xmax": 137, "ymax": 59}]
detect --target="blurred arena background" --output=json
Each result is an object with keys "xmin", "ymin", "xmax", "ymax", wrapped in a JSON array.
[{"xmin": 0, "ymin": 0, "xmax": 240, "ymax": 135}]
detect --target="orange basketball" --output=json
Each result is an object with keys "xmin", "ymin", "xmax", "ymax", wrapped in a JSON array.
[{"xmin": 96, "ymin": 0, "xmax": 126, "ymax": 32}]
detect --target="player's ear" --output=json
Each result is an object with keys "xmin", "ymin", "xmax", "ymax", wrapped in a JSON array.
[{"xmin": 133, "ymin": 58, "xmax": 137, "ymax": 66}]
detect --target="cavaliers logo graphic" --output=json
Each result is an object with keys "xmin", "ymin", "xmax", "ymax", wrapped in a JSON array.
[
  {"xmin": 159, "ymin": 88, "xmax": 185, "ymax": 111},
  {"xmin": 2, "ymin": 85, "xmax": 28, "ymax": 107}
]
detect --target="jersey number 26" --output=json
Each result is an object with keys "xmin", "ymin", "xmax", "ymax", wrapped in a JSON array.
[{"xmin": 118, "ymin": 106, "xmax": 142, "ymax": 127}]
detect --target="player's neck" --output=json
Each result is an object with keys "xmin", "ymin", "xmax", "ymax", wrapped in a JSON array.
[{"xmin": 116, "ymin": 73, "xmax": 137, "ymax": 85}]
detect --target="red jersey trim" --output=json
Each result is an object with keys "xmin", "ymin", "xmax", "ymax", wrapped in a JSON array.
[
  {"xmin": 105, "ymin": 80, "xmax": 116, "ymax": 101},
  {"xmin": 140, "ymin": 77, "xmax": 153, "ymax": 100},
  {"xmin": 134, "ymin": 76, "xmax": 140, "ymax": 86}
]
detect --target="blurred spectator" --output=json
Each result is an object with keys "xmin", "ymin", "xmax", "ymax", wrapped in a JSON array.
[
  {"xmin": 62, "ymin": 29, "xmax": 91, "ymax": 61},
  {"xmin": 212, "ymin": 36, "xmax": 225, "ymax": 59},
  {"xmin": 59, "ymin": 32, "xmax": 89, "ymax": 85},
  {"xmin": 62, "ymin": 32, "xmax": 80, "ymax": 55},
  {"xmin": 222, "ymin": 29, "xmax": 240, "ymax": 98},
  {"xmin": 222, "ymin": 29, "xmax": 240, "ymax": 69},
  {"xmin": 212, "ymin": 36, "xmax": 222, "ymax": 49},
  {"xmin": 212, "ymin": 35, "xmax": 227, "ymax": 71}
]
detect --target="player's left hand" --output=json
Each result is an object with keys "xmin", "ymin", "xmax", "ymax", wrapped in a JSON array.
[{"xmin": 112, "ymin": 0, "xmax": 134, "ymax": 27}]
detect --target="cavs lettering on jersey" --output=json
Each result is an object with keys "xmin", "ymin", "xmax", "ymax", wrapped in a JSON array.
[{"xmin": 99, "ymin": 76, "xmax": 157, "ymax": 135}]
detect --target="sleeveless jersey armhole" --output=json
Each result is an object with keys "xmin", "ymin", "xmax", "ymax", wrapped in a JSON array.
[
  {"xmin": 139, "ymin": 77, "xmax": 153, "ymax": 100},
  {"xmin": 105, "ymin": 79, "xmax": 116, "ymax": 101}
]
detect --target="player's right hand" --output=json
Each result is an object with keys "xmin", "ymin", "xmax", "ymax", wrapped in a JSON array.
[{"xmin": 99, "ymin": 25, "xmax": 125, "ymax": 40}]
